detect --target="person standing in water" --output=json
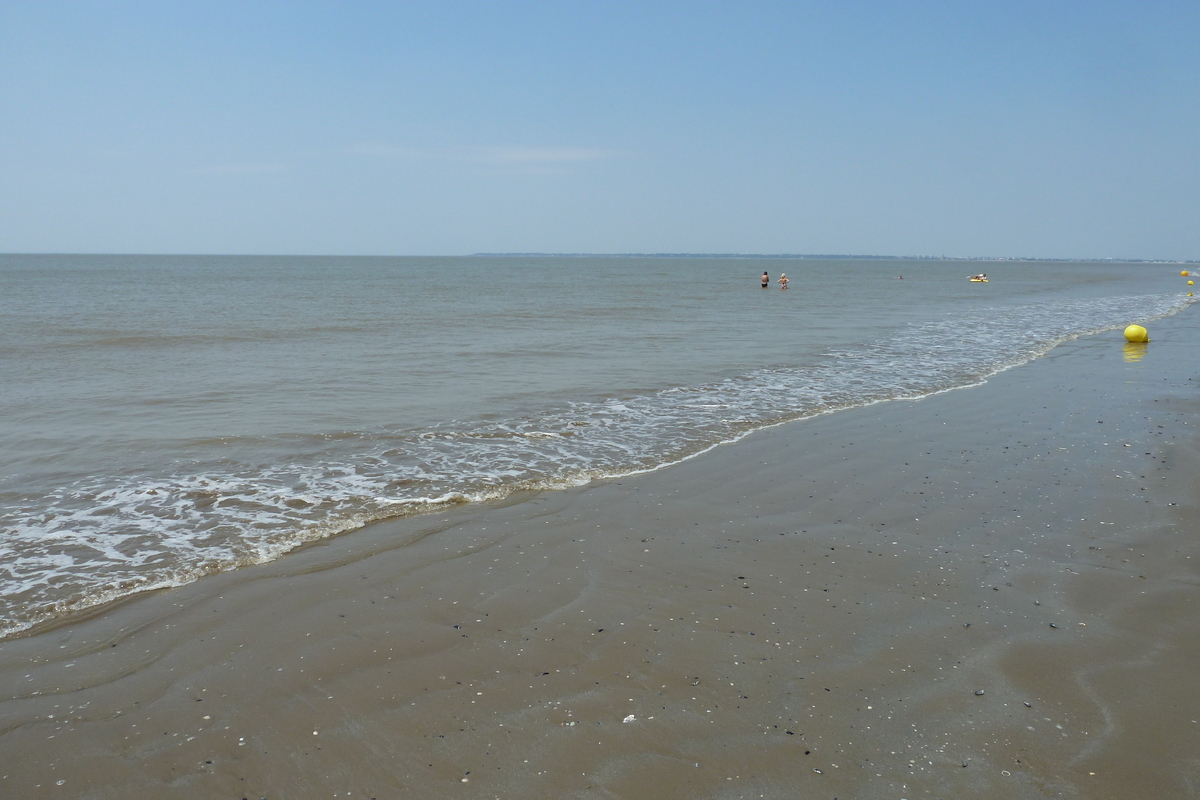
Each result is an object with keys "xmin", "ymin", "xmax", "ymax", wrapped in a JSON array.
[
  {"xmin": 761, "ymin": 271, "xmax": 770, "ymax": 288},
  {"xmin": 778, "ymin": 273, "xmax": 789, "ymax": 290}
]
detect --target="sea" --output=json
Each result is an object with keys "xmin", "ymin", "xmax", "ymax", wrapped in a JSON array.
[{"xmin": 0, "ymin": 254, "xmax": 1193, "ymax": 638}]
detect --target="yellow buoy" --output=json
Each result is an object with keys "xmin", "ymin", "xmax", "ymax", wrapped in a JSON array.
[
  {"xmin": 1189, "ymin": 280, "xmax": 1195, "ymax": 285},
  {"xmin": 1182, "ymin": 270, "xmax": 1191, "ymax": 276},
  {"xmin": 1123, "ymin": 324, "xmax": 1149, "ymax": 343}
]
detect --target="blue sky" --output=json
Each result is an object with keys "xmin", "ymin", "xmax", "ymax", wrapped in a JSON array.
[{"xmin": 2, "ymin": 1, "xmax": 1197, "ymax": 258}]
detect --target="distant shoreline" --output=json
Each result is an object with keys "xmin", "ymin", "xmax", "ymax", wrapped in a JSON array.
[{"xmin": 473, "ymin": 252, "xmax": 1199, "ymax": 263}]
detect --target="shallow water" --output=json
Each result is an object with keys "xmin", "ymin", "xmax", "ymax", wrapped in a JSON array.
[{"xmin": 0, "ymin": 254, "xmax": 1192, "ymax": 635}]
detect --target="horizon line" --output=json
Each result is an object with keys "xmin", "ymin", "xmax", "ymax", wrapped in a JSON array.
[
  {"xmin": 2, "ymin": 252, "xmax": 1196, "ymax": 264},
  {"xmin": 472, "ymin": 253, "xmax": 1198, "ymax": 263}
]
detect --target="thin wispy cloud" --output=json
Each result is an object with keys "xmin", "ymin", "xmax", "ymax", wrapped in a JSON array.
[
  {"xmin": 344, "ymin": 144, "xmax": 426, "ymax": 159},
  {"xmin": 190, "ymin": 163, "xmax": 288, "ymax": 175},
  {"xmin": 462, "ymin": 146, "xmax": 612, "ymax": 164},
  {"xmin": 346, "ymin": 143, "xmax": 616, "ymax": 164}
]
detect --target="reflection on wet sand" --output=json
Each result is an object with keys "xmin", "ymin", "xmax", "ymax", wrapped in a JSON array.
[{"xmin": 1123, "ymin": 342, "xmax": 1148, "ymax": 362}]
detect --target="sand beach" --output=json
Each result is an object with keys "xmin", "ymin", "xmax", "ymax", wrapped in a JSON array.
[{"xmin": 1, "ymin": 307, "xmax": 1197, "ymax": 799}]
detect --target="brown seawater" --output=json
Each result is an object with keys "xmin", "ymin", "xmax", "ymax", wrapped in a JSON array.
[{"xmin": 0, "ymin": 253, "xmax": 1192, "ymax": 636}]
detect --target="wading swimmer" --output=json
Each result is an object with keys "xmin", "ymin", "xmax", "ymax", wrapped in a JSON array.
[
  {"xmin": 778, "ymin": 273, "xmax": 789, "ymax": 290},
  {"xmin": 761, "ymin": 271, "xmax": 770, "ymax": 288}
]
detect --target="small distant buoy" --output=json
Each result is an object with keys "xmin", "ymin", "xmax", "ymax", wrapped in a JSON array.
[
  {"xmin": 1189, "ymin": 280, "xmax": 1195, "ymax": 286},
  {"xmin": 1123, "ymin": 324, "xmax": 1149, "ymax": 343},
  {"xmin": 1182, "ymin": 270, "xmax": 1190, "ymax": 276}
]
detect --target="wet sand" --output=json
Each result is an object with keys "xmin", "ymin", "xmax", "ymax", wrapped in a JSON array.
[{"xmin": 2, "ymin": 309, "xmax": 1198, "ymax": 799}]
